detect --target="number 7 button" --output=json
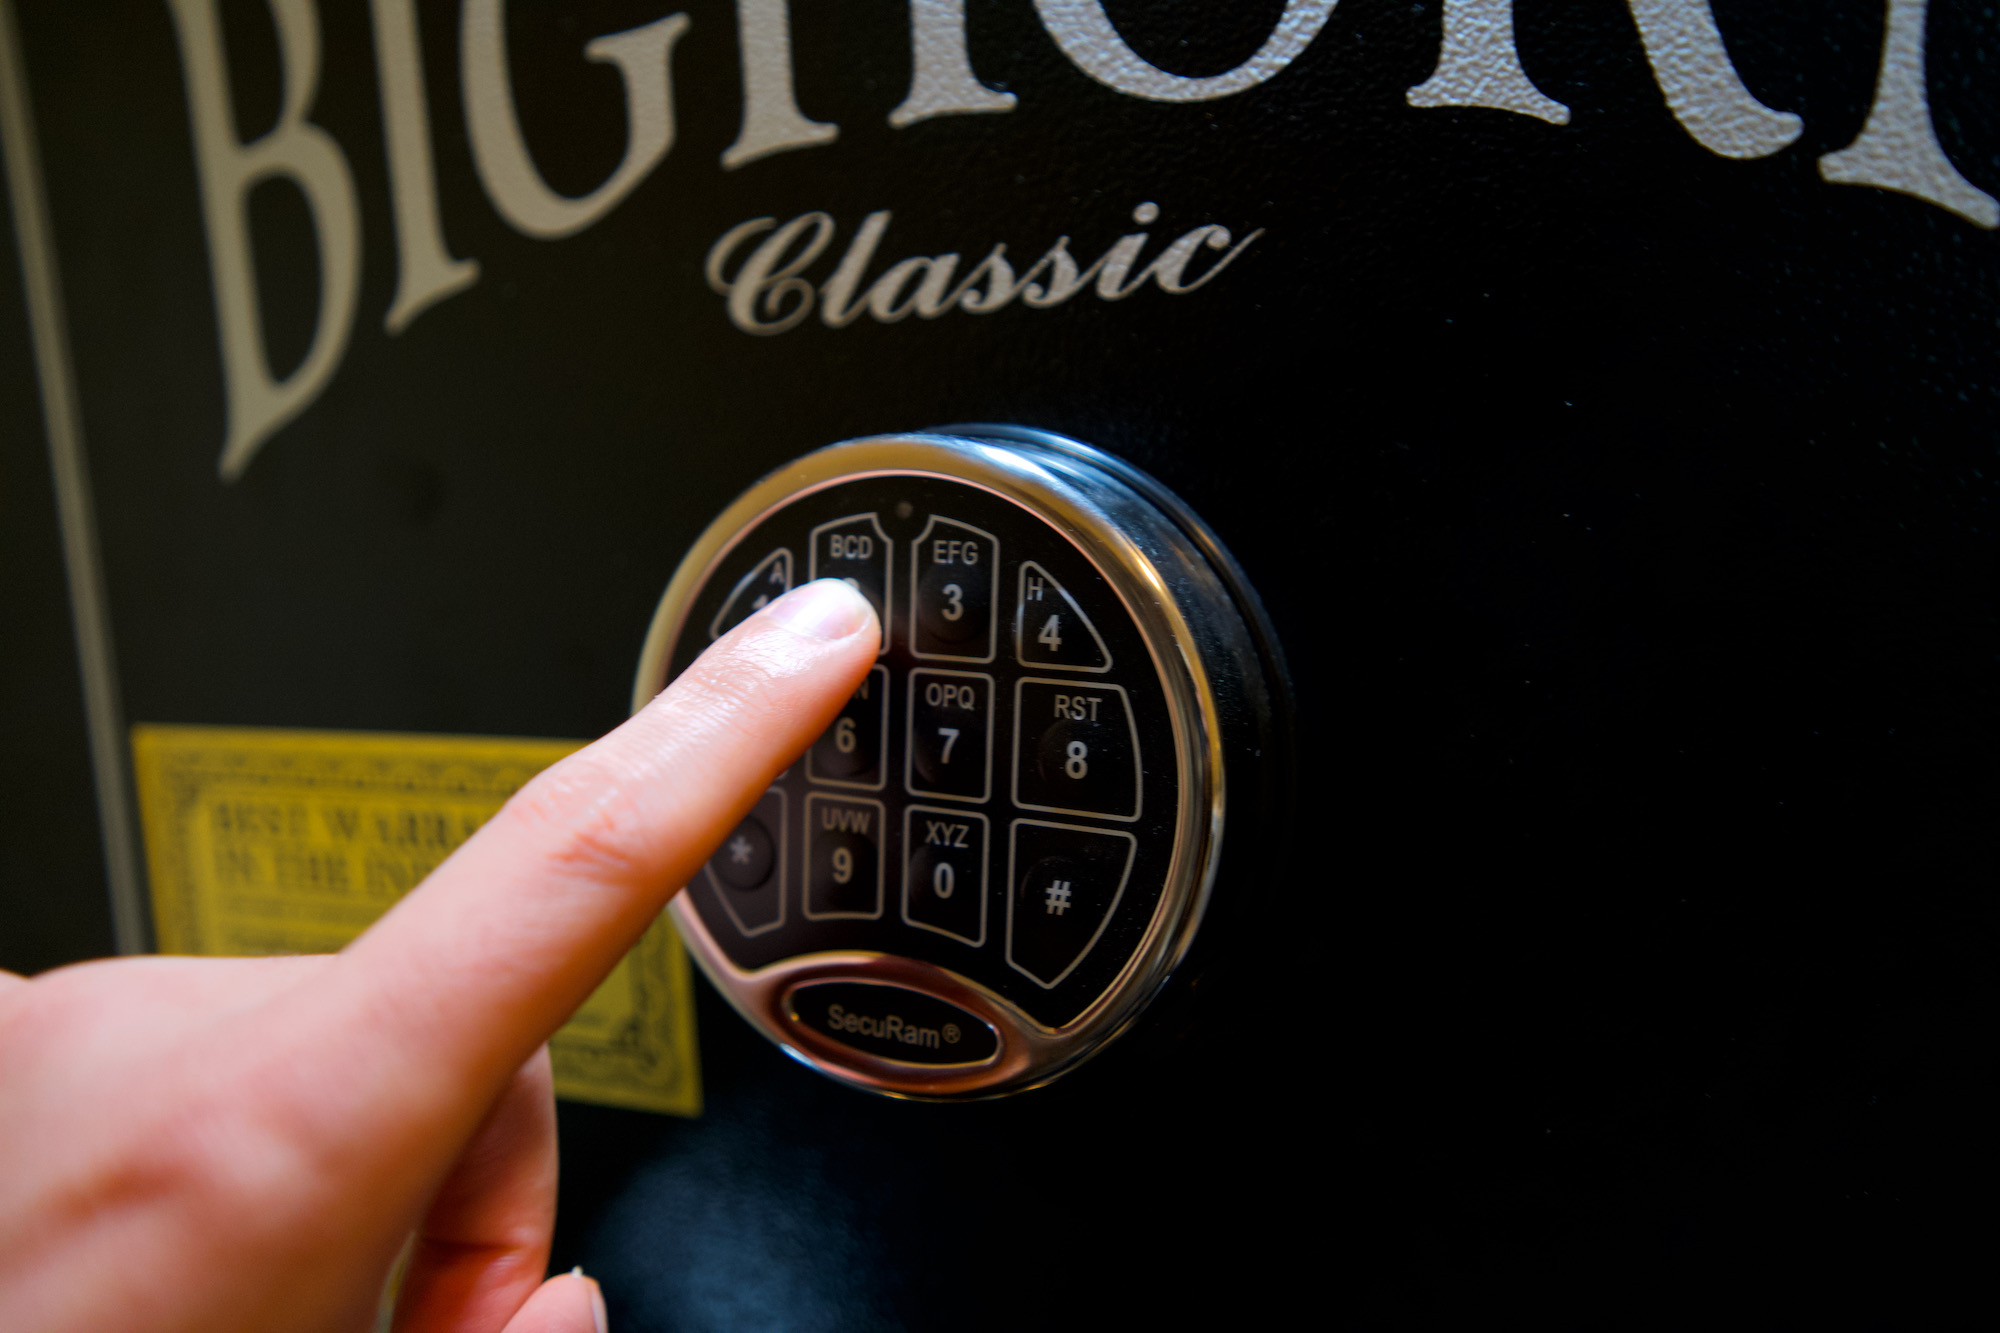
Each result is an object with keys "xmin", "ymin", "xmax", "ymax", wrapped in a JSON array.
[{"xmin": 906, "ymin": 669, "xmax": 995, "ymax": 803}]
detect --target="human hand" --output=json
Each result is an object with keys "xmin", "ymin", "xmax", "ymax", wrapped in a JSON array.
[{"xmin": 0, "ymin": 579, "xmax": 879, "ymax": 1333}]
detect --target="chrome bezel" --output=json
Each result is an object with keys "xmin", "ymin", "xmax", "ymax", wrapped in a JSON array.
[{"xmin": 632, "ymin": 433, "xmax": 1230, "ymax": 1099}]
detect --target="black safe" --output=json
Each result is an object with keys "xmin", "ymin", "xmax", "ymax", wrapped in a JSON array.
[{"xmin": 3, "ymin": 3, "xmax": 1995, "ymax": 1326}]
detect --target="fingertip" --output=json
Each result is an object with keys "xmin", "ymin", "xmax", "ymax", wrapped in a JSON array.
[{"xmin": 757, "ymin": 577, "xmax": 877, "ymax": 643}]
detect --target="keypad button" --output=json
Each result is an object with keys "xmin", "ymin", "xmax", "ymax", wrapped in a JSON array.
[
  {"xmin": 810, "ymin": 513, "xmax": 892, "ymax": 655},
  {"xmin": 809, "ymin": 665, "xmax": 888, "ymax": 789},
  {"xmin": 804, "ymin": 794, "xmax": 886, "ymax": 919},
  {"xmin": 906, "ymin": 669, "xmax": 994, "ymax": 803},
  {"xmin": 1012, "ymin": 679, "xmax": 1141, "ymax": 821},
  {"xmin": 902, "ymin": 807, "xmax": 988, "ymax": 946},
  {"xmin": 1015, "ymin": 561, "xmax": 1112, "ymax": 672},
  {"xmin": 708, "ymin": 548, "xmax": 792, "ymax": 640},
  {"xmin": 911, "ymin": 517, "xmax": 997, "ymax": 660},
  {"xmin": 702, "ymin": 788, "xmax": 787, "ymax": 936},
  {"xmin": 1006, "ymin": 821, "xmax": 1136, "ymax": 988},
  {"xmin": 712, "ymin": 814, "xmax": 773, "ymax": 890}
]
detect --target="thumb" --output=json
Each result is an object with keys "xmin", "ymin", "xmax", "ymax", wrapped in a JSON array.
[{"xmin": 498, "ymin": 1271, "xmax": 606, "ymax": 1333}]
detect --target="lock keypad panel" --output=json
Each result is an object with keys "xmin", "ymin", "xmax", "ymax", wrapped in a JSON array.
[
  {"xmin": 669, "ymin": 473, "xmax": 1181, "ymax": 1030},
  {"xmin": 641, "ymin": 430, "xmax": 1273, "ymax": 1098}
]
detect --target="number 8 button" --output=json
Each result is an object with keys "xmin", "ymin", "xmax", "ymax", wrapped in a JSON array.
[{"xmin": 1012, "ymin": 680, "xmax": 1141, "ymax": 821}]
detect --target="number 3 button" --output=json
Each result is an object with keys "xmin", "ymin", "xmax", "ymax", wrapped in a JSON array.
[
  {"xmin": 911, "ymin": 517, "xmax": 997, "ymax": 662},
  {"xmin": 906, "ymin": 670, "xmax": 994, "ymax": 803},
  {"xmin": 1012, "ymin": 679, "xmax": 1141, "ymax": 821}
]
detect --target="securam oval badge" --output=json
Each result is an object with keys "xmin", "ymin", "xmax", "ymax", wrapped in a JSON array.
[
  {"xmin": 788, "ymin": 982, "xmax": 1000, "ymax": 1067},
  {"xmin": 634, "ymin": 428, "xmax": 1289, "ymax": 1098}
]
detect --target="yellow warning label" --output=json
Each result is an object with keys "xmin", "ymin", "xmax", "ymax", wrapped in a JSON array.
[{"xmin": 131, "ymin": 724, "xmax": 700, "ymax": 1117}]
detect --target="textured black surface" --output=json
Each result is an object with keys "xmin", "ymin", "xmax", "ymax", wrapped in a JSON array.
[{"xmin": 3, "ymin": 1, "xmax": 1996, "ymax": 1324}]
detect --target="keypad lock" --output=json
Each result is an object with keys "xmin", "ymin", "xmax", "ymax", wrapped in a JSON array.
[{"xmin": 634, "ymin": 427, "xmax": 1283, "ymax": 1098}]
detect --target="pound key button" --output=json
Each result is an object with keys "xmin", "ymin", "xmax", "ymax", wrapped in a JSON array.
[
  {"xmin": 1006, "ymin": 821, "xmax": 1137, "ymax": 989},
  {"xmin": 788, "ymin": 982, "xmax": 999, "ymax": 1066}
]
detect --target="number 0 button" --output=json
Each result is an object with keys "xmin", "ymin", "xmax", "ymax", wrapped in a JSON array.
[
  {"xmin": 1012, "ymin": 679, "xmax": 1141, "ymax": 821},
  {"xmin": 903, "ymin": 806, "xmax": 988, "ymax": 946}
]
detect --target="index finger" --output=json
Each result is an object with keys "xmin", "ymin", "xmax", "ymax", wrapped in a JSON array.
[{"xmin": 320, "ymin": 578, "xmax": 876, "ymax": 1112}]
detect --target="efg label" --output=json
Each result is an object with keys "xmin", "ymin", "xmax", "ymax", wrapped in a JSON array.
[{"xmin": 130, "ymin": 724, "xmax": 700, "ymax": 1117}]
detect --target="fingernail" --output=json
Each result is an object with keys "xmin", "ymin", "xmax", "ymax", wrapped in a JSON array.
[
  {"xmin": 573, "ymin": 1267, "xmax": 609, "ymax": 1333},
  {"xmin": 761, "ymin": 578, "xmax": 874, "ymax": 641}
]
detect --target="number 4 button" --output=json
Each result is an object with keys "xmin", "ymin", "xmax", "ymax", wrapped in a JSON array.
[{"xmin": 1015, "ymin": 562, "xmax": 1112, "ymax": 672}]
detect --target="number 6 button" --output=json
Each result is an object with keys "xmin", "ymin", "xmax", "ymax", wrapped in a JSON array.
[
  {"xmin": 809, "ymin": 665, "xmax": 888, "ymax": 790},
  {"xmin": 907, "ymin": 670, "xmax": 994, "ymax": 803},
  {"xmin": 1012, "ymin": 679, "xmax": 1141, "ymax": 821}
]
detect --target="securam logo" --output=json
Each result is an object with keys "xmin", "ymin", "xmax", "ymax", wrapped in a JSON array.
[
  {"xmin": 822, "ymin": 1001, "xmax": 961, "ymax": 1051},
  {"xmin": 158, "ymin": 0, "xmax": 1987, "ymax": 480}
]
